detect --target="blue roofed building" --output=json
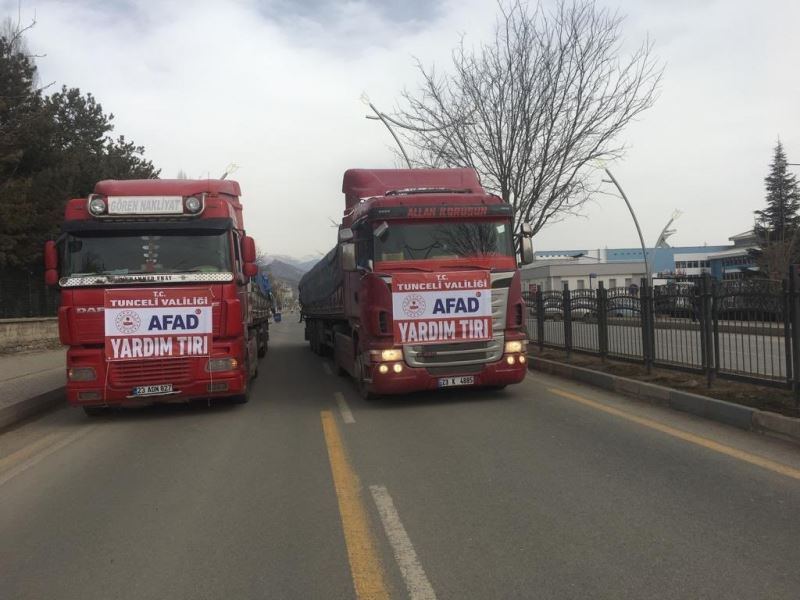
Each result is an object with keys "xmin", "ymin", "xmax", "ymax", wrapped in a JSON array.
[{"xmin": 529, "ymin": 231, "xmax": 758, "ymax": 285}]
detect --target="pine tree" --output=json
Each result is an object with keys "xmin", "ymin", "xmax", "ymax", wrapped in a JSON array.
[
  {"xmin": 753, "ymin": 141, "xmax": 800, "ymax": 279},
  {"xmin": 755, "ymin": 141, "xmax": 800, "ymax": 240},
  {"xmin": 0, "ymin": 24, "xmax": 159, "ymax": 268}
]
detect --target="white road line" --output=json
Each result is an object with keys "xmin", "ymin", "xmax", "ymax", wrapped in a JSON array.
[
  {"xmin": 369, "ymin": 485, "xmax": 437, "ymax": 600},
  {"xmin": 322, "ymin": 362, "xmax": 333, "ymax": 376},
  {"xmin": 334, "ymin": 392, "xmax": 355, "ymax": 424},
  {"xmin": 0, "ymin": 426, "xmax": 96, "ymax": 488}
]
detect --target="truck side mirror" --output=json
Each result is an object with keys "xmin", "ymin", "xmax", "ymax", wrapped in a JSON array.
[
  {"xmin": 338, "ymin": 228, "xmax": 354, "ymax": 243},
  {"xmin": 520, "ymin": 237, "xmax": 534, "ymax": 265},
  {"xmin": 242, "ymin": 235, "xmax": 257, "ymax": 263},
  {"xmin": 341, "ymin": 243, "xmax": 356, "ymax": 271},
  {"xmin": 44, "ymin": 240, "xmax": 58, "ymax": 286},
  {"xmin": 243, "ymin": 262, "xmax": 258, "ymax": 278},
  {"xmin": 242, "ymin": 235, "xmax": 257, "ymax": 279},
  {"xmin": 521, "ymin": 222, "xmax": 533, "ymax": 237}
]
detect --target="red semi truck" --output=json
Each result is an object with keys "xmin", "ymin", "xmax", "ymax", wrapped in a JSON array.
[
  {"xmin": 299, "ymin": 168, "xmax": 534, "ymax": 398},
  {"xmin": 43, "ymin": 178, "xmax": 268, "ymax": 414}
]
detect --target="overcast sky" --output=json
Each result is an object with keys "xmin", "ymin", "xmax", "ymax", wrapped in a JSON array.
[{"xmin": 6, "ymin": 0, "xmax": 800, "ymax": 258}]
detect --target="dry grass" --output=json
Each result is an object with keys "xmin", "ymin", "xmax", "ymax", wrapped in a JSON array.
[{"xmin": 532, "ymin": 347, "xmax": 800, "ymax": 418}]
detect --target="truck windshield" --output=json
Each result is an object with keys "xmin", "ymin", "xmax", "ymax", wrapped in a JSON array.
[
  {"xmin": 374, "ymin": 221, "xmax": 514, "ymax": 261},
  {"xmin": 62, "ymin": 231, "xmax": 232, "ymax": 276}
]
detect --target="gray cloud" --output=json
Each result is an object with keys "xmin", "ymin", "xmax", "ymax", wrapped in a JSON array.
[
  {"xmin": 258, "ymin": 0, "xmax": 443, "ymax": 26},
  {"xmin": 2, "ymin": 0, "xmax": 798, "ymax": 256}
]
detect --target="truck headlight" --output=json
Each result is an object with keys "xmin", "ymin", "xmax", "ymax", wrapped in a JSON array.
[
  {"xmin": 68, "ymin": 367, "xmax": 97, "ymax": 381},
  {"xmin": 381, "ymin": 349, "xmax": 402, "ymax": 361},
  {"xmin": 504, "ymin": 340, "xmax": 526, "ymax": 354},
  {"xmin": 88, "ymin": 197, "xmax": 106, "ymax": 216},
  {"xmin": 185, "ymin": 196, "xmax": 202, "ymax": 213},
  {"xmin": 370, "ymin": 348, "xmax": 403, "ymax": 362},
  {"xmin": 206, "ymin": 357, "xmax": 238, "ymax": 372}
]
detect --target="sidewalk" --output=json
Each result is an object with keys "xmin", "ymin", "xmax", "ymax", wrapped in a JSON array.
[{"xmin": 0, "ymin": 348, "xmax": 66, "ymax": 429}]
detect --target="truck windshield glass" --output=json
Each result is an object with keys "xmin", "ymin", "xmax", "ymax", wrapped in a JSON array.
[
  {"xmin": 374, "ymin": 221, "xmax": 514, "ymax": 261},
  {"xmin": 62, "ymin": 231, "xmax": 232, "ymax": 276}
]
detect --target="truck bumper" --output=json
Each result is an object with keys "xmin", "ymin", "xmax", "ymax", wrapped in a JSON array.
[
  {"xmin": 65, "ymin": 349, "xmax": 248, "ymax": 408},
  {"xmin": 367, "ymin": 355, "xmax": 527, "ymax": 395}
]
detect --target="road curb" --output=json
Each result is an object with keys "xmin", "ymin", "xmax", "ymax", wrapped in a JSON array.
[
  {"xmin": 527, "ymin": 356, "xmax": 800, "ymax": 445},
  {"xmin": 0, "ymin": 386, "xmax": 65, "ymax": 431}
]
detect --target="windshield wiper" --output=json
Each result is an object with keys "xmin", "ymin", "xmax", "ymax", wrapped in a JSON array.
[
  {"xmin": 387, "ymin": 266, "xmax": 433, "ymax": 272},
  {"xmin": 179, "ymin": 268, "xmax": 223, "ymax": 273},
  {"xmin": 437, "ymin": 262, "xmax": 495, "ymax": 271}
]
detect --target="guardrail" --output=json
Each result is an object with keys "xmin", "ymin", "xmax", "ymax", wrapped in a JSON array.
[{"xmin": 523, "ymin": 275, "xmax": 800, "ymax": 404}]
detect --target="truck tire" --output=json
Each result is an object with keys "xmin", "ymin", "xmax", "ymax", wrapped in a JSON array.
[
  {"xmin": 356, "ymin": 355, "xmax": 379, "ymax": 401},
  {"xmin": 257, "ymin": 325, "xmax": 268, "ymax": 358},
  {"xmin": 309, "ymin": 321, "xmax": 320, "ymax": 354},
  {"xmin": 232, "ymin": 386, "xmax": 250, "ymax": 404}
]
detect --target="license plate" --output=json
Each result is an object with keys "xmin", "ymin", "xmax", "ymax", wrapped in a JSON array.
[
  {"xmin": 438, "ymin": 376, "xmax": 475, "ymax": 388},
  {"xmin": 132, "ymin": 384, "xmax": 173, "ymax": 396}
]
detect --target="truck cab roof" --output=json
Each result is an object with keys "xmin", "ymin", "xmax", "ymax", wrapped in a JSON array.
[
  {"xmin": 341, "ymin": 168, "xmax": 509, "ymax": 226},
  {"xmin": 342, "ymin": 169, "xmax": 483, "ymax": 209},
  {"xmin": 95, "ymin": 179, "xmax": 241, "ymax": 198}
]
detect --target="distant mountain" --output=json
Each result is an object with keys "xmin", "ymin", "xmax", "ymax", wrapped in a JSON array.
[
  {"xmin": 265, "ymin": 260, "xmax": 306, "ymax": 289},
  {"xmin": 262, "ymin": 254, "xmax": 322, "ymax": 274}
]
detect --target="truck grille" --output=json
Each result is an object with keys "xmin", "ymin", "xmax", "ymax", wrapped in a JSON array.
[
  {"xmin": 402, "ymin": 276, "xmax": 509, "ymax": 368},
  {"xmin": 425, "ymin": 364, "xmax": 484, "ymax": 376},
  {"xmin": 109, "ymin": 358, "xmax": 194, "ymax": 387},
  {"xmin": 404, "ymin": 337, "xmax": 504, "ymax": 367}
]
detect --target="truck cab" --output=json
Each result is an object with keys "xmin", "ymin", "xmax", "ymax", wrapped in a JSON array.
[
  {"xmin": 44, "ymin": 179, "xmax": 264, "ymax": 413},
  {"xmin": 300, "ymin": 168, "xmax": 534, "ymax": 398}
]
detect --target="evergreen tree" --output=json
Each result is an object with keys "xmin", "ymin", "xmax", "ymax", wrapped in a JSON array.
[
  {"xmin": 755, "ymin": 141, "xmax": 800, "ymax": 240},
  {"xmin": 0, "ymin": 26, "xmax": 160, "ymax": 268},
  {"xmin": 753, "ymin": 141, "xmax": 800, "ymax": 279}
]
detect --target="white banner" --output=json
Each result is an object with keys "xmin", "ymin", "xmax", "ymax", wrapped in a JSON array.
[
  {"xmin": 391, "ymin": 288, "xmax": 492, "ymax": 321},
  {"xmin": 104, "ymin": 306, "xmax": 212, "ymax": 337}
]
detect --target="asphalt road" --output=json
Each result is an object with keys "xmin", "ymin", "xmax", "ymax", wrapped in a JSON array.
[{"xmin": 2, "ymin": 320, "xmax": 800, "ymax": 599}]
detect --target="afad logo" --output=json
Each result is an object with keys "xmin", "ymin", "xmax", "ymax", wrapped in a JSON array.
[
  {"xmin": 114, "ymin": 310, "xmax": 141, "ymax": 334},
  {"xmin": 402, "ymin": 294, "xmax": 426, "ymax": 318}
]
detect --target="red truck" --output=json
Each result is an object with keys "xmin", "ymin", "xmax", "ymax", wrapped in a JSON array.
[
  {"xmin": 43, "ymin": 178, "xmax": 268, "ymax": 414},
  {"xmin": 299, "ymin": 168, "xmax": 534, "ymax": 398}
]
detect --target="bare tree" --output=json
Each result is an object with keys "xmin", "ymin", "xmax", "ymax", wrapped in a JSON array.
[{"xmin": 392, "ymin": 0, "xmax": 662, "ymax": 236}]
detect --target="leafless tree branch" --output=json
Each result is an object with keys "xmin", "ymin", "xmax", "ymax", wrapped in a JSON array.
[{"xmin": 390, "ymin": 0, "xmax": 663, "ymax": 236}]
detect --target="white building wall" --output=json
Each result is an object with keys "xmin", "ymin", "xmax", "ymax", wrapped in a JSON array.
[{"xmin": 674, "ymin": 252, "xmax": 712, "ymax": 278}]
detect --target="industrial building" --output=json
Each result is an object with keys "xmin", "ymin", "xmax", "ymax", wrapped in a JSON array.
[{"xmin": 527, "ymin": 231, "xmax": 758, "ymax": 289}]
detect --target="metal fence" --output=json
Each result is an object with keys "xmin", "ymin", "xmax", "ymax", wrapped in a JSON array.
[
  {"xmin": 524, "ymin": 274, "xmax": 800, "ymax": 394},
  {"xmin": 0, "ymin": 267, "xmax": 59, "ymax": 318}
]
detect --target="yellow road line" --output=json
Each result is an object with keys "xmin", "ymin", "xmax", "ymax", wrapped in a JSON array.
[
  {"xmin": 548, "ymin": 387, "xmax": 800, "ymax": 482},
  {"xmin": 321, "ymin": 410, "xmax": 390, "ymax": 600},
  {"xmin": 0, "ymin": 426, "xmax": 96, "ymax": 488},
  {"xmin": 0, "ymin": 432, "xmax": 63, "ymax": 473}
]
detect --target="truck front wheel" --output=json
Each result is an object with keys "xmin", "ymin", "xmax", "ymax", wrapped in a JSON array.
[
  {"xmin": 231, "ymin": 386, "xmax": 250, "ymax": 404},
  {"xmin": 356, "ymin": 354, "xmax": 378, "ymax": 401}
]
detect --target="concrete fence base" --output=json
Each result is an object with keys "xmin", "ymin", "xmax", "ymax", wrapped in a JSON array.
[
  {"xmin": 0, "ymin": 318, "xmax": 59, "ymax": 353},
  {"xmin": 528, "ymin": 356, "xmax": 800, "ymax": 445}
]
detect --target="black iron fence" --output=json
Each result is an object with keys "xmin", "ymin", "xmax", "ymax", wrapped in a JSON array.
[
  {"xmin": 0, "ymin": 267, "xmax": 59, "ymax": 319},
  {"xmin": 524, "ymin": 274, "xmax": 800, "ymax": 393}
]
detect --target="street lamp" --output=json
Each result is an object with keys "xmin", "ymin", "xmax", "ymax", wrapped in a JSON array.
[
  {"xmin": 361, "ymin": 94, "xmax": 412, "ymax": 169},
  {"xmin": 360, "ymin": 93, "xmax": 476, "ymax": 170},
  {"xmin": 601, "ymin": 168, "xmax": 650, "ymax": 286}
]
